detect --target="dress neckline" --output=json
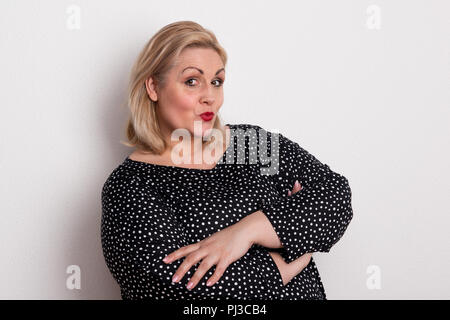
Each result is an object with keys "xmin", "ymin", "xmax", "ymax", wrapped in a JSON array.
[{"xmin": 124, "ymin": 124, "xmax": 234, "ymax": 172}]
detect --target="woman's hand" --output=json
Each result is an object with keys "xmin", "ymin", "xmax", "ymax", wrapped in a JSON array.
[
  {"xmin": 269, "ymin": 179, "xmax": 312, "ymax": 286},
  {"xmin": 269, "ymin": 251, "xmax": 312, "ymax": 286},
  {"xmin": 162, "ymin": 221, "xmax": 253, "ymax": 291}
]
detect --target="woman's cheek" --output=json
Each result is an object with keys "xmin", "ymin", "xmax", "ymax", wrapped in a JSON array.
[{"xmin": 173, "ymin": 93, "xmax": 197, "ymax": 111}]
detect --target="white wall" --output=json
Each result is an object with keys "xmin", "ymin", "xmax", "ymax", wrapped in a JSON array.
[{"xmin": 0, "ymin": 0, "xmax": 449, "ymax": 299}]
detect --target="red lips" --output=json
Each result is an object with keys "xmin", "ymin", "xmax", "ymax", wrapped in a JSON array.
[{"xmin": 200, "ymin": 112, "xmax": 214, "ymax": 121}]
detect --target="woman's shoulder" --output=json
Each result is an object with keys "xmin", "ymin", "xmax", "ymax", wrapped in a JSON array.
[
  {"xmin": 101, "ymin": 158, "xmax": 160, "ymax": 197},
  {"xmin": 228, "ymin": 123, "xmax": 280, "ymax": 136},
  {"xmin": 227, "ymin": 123, "xmax": 272, "ymax": 141},
  {"xmin": 102, "ymin": 162, "xmax": 135, "ymax": 195},
  {"xmin": 228, "ymin": 123, "xmax": 264, "ymax": 131},
  {"xmin": 228, "ymin": 123, "xmax": 283, "ymax": 146}
]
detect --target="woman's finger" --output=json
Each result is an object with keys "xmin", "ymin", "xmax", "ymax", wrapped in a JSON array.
[
  {"xmin": 292, "ymin": 180, "xmax": 302, "ymax": 194},
  {"xmin": 171, "ymin": 250, "xmax": 206, "ymax": 283},
  {"xmin": 205, "ymin": 260, "xmax": 229, "ymax": 287},
  {"xmin": 163, "ymin": 242, "xmax": 201, "ymax": 264},
  {"xmin": 288, "ymin": 180, "xmax": 302, "ymax": 196},
  {"xmin": 186, "ymin": 256, "xmax": 218, "ymax": 290}
]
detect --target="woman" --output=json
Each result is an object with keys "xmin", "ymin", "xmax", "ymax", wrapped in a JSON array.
[{"xmin": 100, "ymin": 20, "xmax": 353, "ymax": 300}]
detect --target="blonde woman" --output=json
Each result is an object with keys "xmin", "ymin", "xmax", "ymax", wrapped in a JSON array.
[{"xmin": 100, "ymin": 20, "xmax": 353, "ymax": 300}]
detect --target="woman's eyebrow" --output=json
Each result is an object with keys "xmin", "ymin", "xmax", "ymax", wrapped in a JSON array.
[{"xmin": 181, "ymin": 66, "xmax": 225, "ymax": 76}]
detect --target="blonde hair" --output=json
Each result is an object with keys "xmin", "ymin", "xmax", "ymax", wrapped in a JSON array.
[{"xmin": 120, "ymin": 20, "xmax": 228, "ymax": 154}]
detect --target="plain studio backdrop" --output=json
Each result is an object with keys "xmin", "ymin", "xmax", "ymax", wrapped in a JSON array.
[{"xmin": 0, "ymin": 0, "xmax": 449, "ymax": 299}]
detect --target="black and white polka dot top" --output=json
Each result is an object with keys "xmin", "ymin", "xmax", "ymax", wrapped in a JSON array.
[{"xmin": 100, "ymin": 123, "xmax": 353, "ymax": 300}]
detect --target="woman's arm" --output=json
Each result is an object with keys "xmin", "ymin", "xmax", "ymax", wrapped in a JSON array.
[
  {"xmin": 240, "ymin": 179, "xmax": 313, "ymax": 286},
  {"xmin": 254, "ymin": 127, "xmax": 354, "ymax": 264},
  {"xmin": 101, "ymin": 168, "xmax": 284, "ymax": 299},
  {"xmin": 240, "ymin": 209, "xmax": 283, "ymax": 249}
]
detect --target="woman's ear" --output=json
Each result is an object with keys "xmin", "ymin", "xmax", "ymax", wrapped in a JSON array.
[{"xmin": 145, "ymin": 77, "xmax": 158, "ymax": 102}]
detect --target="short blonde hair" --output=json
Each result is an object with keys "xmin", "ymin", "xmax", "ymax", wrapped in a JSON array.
[{"xmin": 120, "ymin": 20, "xmax": 228, "ymax": 154}]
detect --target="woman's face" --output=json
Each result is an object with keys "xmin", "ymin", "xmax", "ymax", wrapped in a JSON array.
[{"xmin": 149, "ymin": 47, "xmax": 225, "ymax": 143}]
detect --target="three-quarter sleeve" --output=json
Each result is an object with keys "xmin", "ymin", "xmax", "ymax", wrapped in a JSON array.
[
  {"xmin": 101, "ymin": 168, "xmax": 284, "ymax": 300},
  {"xmin": 258, "ymin": 129, "xmax": 353, "ymax": 264}
]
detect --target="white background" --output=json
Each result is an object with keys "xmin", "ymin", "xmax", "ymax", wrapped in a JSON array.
[{"xmin": 0, "ymin": 0, "xmax": 449, "ymax": 299}]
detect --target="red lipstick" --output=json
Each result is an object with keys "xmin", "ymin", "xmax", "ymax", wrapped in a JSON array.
[{"xmin": 200, "ymin": 112, "xmax": 214, "ymax": 121}]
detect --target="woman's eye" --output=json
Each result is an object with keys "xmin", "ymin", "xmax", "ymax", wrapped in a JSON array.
[
  {"xmin": 185, "ymin": 78, "xmax": 197, "ymax": 86},
  {"xmin": 212, "ymin": 79, "xmax": 224, "ymax": 87}
]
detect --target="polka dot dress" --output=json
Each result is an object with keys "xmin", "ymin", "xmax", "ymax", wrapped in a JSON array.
[{"xmin": 100, "ymin": 123, "xmax": 353, "ymax": 300}]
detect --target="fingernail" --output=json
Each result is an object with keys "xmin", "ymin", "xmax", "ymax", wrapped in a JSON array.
[
  {"xmin": 206, "ymin": 281, "xmax": 212, "ymax": 286},
  {"xmin": 288, "ymin": 190, "xmax": 291, "ymax": 196},
  {"xmin": 163, "ymin": 257, "xmax": 169, "ymax": 263},
  {"xmin": 172, "ymin": 275, "xmax": 179, "ymax": 283},
  {"xmin": 186, "ymin": 281, "xmax": 193, "ymax": 290},
  {"xmin": 295, "ymin": 180, "xmax": 300, "ymax": 187}
]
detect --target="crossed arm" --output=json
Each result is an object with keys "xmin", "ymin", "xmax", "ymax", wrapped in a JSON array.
[
  {"xmin": 163, "ymin": 129, "xmax": 353, "ymax": 291},
  {"xmin": 164, "ymin": 179, "xmax": 311, "ymax": 291}
]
